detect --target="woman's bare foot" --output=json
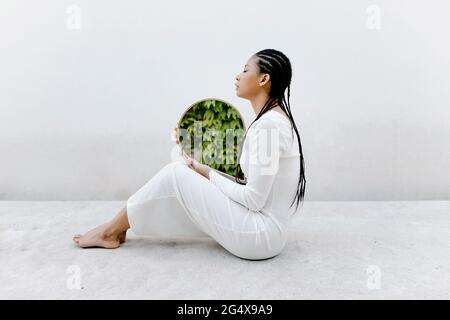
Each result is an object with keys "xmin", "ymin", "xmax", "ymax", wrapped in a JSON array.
[
  {"xmin": 72, "ymin": 223, "xmax": 120, "ymax": 249},
  {"xmin": 73, "ymin": 229, "xmax": 126, "ymax": 245},
  {"xmin": 118, "ymin": 230, "xmax": 127, "ymax": 243}
]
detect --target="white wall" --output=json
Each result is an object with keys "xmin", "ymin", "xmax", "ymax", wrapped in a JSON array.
[{"xmin": 1, "ymin": 0, "xmax": 449, "ymax": 200}]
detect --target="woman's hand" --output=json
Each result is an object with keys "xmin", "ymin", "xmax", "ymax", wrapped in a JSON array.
[
  {"xmin": 182, "ymin": 153, "xmax": 212, "ymax": 180},
  {"xmin": 172, "ymin": 122, "xmax": 180, "ymax": 145},
  {"xmin": 173, "ymin": 122, "xmax": 212, "ymax": 179}
]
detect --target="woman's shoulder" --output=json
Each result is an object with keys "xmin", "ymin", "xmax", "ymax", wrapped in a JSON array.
[
  {"xmin": 253, "ymin": 110, "xmax": 292, "ymax": 134},
  {"xmin": 251, "ymin": 111, "xmax": 295, "ymax": 154},
  {"xmin": 258, "ymin": 110, "xmax": 291, "ymax": 126}
]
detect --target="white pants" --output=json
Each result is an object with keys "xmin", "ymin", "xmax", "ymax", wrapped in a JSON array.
[{"xmin": 126, "ymin": 160, "xmax": 287, "ymax": 260}]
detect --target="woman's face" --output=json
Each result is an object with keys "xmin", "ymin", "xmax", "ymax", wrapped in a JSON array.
[{"xmin": 235, "ymin": 55, "xmax": 269, "ymax": 99}]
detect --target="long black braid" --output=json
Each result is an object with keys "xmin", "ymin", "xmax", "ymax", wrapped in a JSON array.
[{"xmin": 234, "ymin": 49, "xmax": 306, "ymax": 213}]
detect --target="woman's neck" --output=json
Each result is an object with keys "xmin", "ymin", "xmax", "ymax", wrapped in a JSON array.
[
  {"xmin": 250, "ymin": 92, "xmax": 271, "ymax": 115},
  {"xmin": 250, "ymin": 93, "xmax": 283, "ymax": 116}
]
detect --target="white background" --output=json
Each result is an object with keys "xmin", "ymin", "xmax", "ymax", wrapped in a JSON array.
[{"xmin": 1, "ymin": 0, "xmax": 449, "ymax": 200}]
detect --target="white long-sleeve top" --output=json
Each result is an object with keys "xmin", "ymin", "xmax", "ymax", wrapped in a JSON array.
[{"xmin": 209, "ymin": 110, "xmax": 301, "ymax": 225}]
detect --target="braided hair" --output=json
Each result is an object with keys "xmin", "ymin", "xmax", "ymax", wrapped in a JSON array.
[{"xmin": 234, "ymin": 49, "xmax": 306, "ymax": 213}]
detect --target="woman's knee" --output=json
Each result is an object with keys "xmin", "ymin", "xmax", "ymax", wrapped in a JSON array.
[{"xmin": 164, "ymin": 160, "xmax": 187, "ymax": 170}]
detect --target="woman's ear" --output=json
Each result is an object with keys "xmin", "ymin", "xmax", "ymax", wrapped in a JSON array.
[{"xmin": 259, "ymin": 73, "xmax": 270, "ymax": 87}]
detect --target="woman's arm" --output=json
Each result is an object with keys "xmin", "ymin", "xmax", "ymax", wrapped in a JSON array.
[
  {"xmin": 174, "ymin": 123, "xmax": 213, "ymax": 180},
  {"xmin": 184, "ymin": 153, "xmax": 212, "ymax": 180},
  {"xmin": 209, "ymin": 119, "xmax": 282, "ymax": 211}
]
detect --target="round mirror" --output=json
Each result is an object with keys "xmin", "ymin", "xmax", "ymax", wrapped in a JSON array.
[{"xmin": 177, "ymin": 98, "xmax": 246, "ymax": 177}]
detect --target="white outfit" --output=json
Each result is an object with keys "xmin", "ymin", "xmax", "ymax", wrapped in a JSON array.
[{"xmin": 126, "ymin": 110, "xmax": 301, "ymax": 260}]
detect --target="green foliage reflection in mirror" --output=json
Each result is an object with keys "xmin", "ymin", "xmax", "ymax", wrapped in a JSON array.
[{"xmin": 178, "ymin": 98, "xmax": 246, "ymax": 177}]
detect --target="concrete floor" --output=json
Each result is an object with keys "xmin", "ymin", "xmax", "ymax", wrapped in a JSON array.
[{"xmin": 0, "ymin": 200, "xmax": 449, "ymax": 299}]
